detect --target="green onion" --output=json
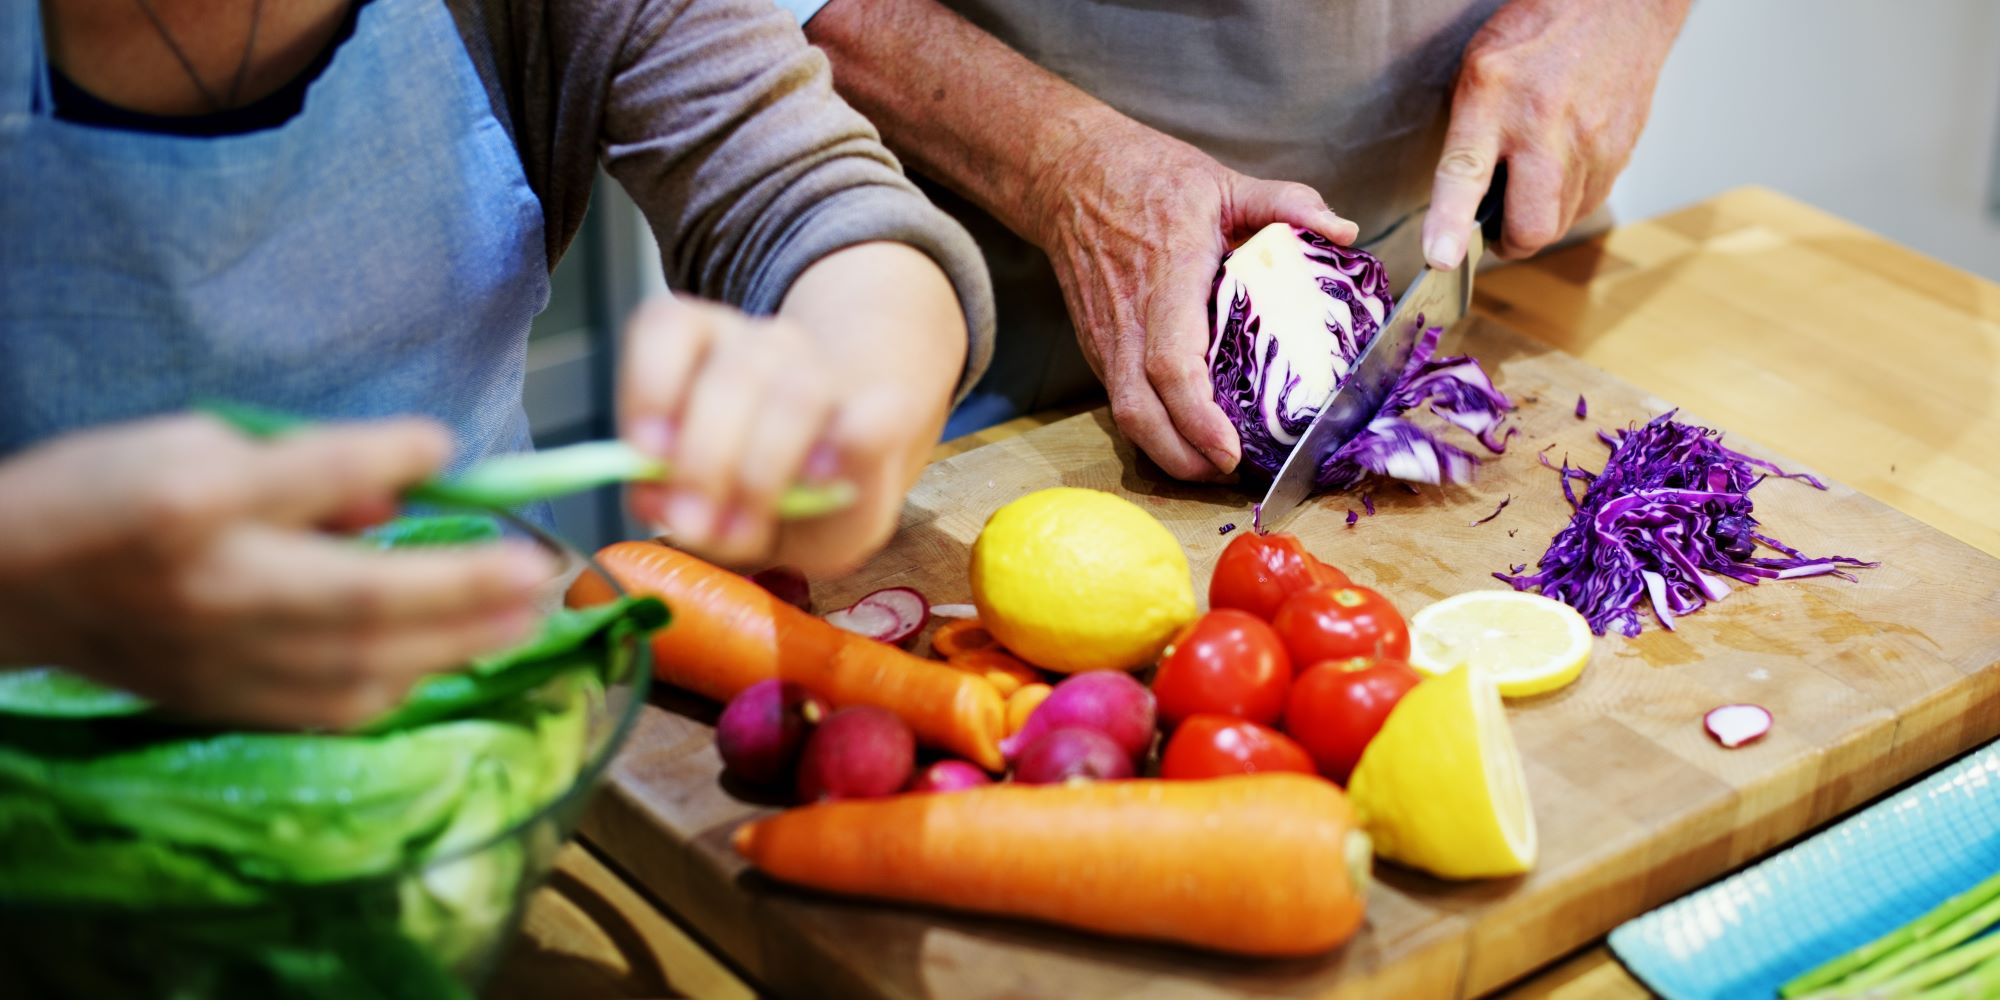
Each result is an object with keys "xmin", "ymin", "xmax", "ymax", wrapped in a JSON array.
[
  {"xmin": 198, "ymin": 400, "xmax": 856, "ymax": 519},
  {"xmin": 1784, "ymin": 870, "xmax": 2000, "ymax": 998}
]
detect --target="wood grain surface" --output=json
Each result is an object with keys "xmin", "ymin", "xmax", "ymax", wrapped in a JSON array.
[{"xmin": 507, "ymin": 188, "xmax": 2000, "ymax": 999}]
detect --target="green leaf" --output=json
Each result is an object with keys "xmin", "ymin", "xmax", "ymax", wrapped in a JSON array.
[
  {"xmin": 0, "ymin": 667, "xmax": 150, "ymax": 719},
  {"xmin": 357, "ymin": 596, "xmax": 664, "ymax": 734},
  {"xmin": 359, "ymin": 515, "xmax": 503, "ymax": 549}
]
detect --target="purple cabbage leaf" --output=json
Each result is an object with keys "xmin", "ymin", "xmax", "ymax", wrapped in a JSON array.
[{"xmin": 1206, "ymin": 223, "xmax": 1513, "ymax": 491}]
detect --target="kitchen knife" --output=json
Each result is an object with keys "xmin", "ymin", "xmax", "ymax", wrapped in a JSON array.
[{"xmin": 1254, "ymin": 168, "xmax": 1507, "ymax": 530}]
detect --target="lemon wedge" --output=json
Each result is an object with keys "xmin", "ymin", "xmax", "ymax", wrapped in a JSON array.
[
  {"xmin": 1407, "ymin": 590, "xmax": 1592, "ymax": 698},
  {"xmin": 1346, "ymin": 664, "xmax": 1536, "ymax": 879}
]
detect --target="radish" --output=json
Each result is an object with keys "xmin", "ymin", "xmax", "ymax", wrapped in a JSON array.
[
  {"xmin": 1704, "ymin": 704, "xmax": 1772, "ymax": 748},
  {"xmin": 1012, "ymin": 728, "xmax": 1135, "ymax": 785},
  {"xmin": 999, "ymin": 671, "xmax": 1155, "ymax": 766},
  {"xmin": 908, "ymin": 760, "xmax": 994, "ymax": 794},
  {"xmin": 825, "ymin": 587, "xmax": 929, "ymax": 647},
  {"xmin": 796, "ymin": 706, "xmax": 917, "ymax": 802},
  {"xmin": 715, "ymin": 680, "xmax": 828, "ymax": 786},
  {"xmin": 750, "ymin": 567, "xmax": 812, "ymax": 612}
]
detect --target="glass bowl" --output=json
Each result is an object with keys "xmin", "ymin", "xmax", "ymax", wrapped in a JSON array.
[{"xmin": 0, "ymin": 512, "xmax": 651, "ymax": 999}]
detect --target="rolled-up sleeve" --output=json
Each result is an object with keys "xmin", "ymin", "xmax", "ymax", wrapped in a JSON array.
[
  {"xmin": 768, "ymin": 0, "xmax": 832, "ymax": 25},
  {"xmin": 598, "ymin": 0, "xmax": 993, "ymax": 401}
]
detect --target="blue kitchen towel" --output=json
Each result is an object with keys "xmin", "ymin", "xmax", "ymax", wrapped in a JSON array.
[{"xmin": 1610, "ymin": 739, "xmax": 2000, "ymax": 1000}]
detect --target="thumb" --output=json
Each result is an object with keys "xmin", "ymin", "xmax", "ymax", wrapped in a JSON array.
[
  {"xmin": 1227, "ymin": 177, "xmax": 1359, "ymax": 246},
  {"xmin": 1422, "ymin": 105, "xmax": 1503, "ymax": 271}
]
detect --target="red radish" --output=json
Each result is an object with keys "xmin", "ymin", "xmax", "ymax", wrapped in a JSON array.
[
  {"xmin": 1704, "ymin": 704, "xmax": 1772, "ymax": 748},
  {"xmin": 825, "ymin": 587, "xmax": 930, "ymax": 647},
  {"xmin": 749, "ymin": 567, "xmax": 812, "ymax": 612},
  {"xmin": 931, "ymin": 603, "xmax": 978, "ymax": 620},
  {"xmin": 1012, "ymin": 728, "xmax": 1135, "ymax": 785},
  {"xmin": 908, "ymin": 760, "xmax": 994, "ymax": 794},
  {"xmin": 999, "ymin": 672, "xmax": 1155, "ymax": 765},
  {"xmin": 796, "ymin": 706, "xmax": 917, "ymax": 802},
  {"xmin": 716, "ymin": 679, "xmax": 829, "ymax": 786}
]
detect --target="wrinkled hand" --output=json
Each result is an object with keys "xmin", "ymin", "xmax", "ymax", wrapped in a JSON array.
[
  {"xmin": 0, "ymin": 416, "xmax": 556, "ymax": 729},
  {"xmin": 1033, "ymin": 122, "xmax": 1359, "ymax": 481},
  {"xmin": 1423, "ymin": 0, "xmax": 1690, "ymax": 268},
  {"xmin": 620, "ymin": 258, "xmax": 959, "ymax": 577}
]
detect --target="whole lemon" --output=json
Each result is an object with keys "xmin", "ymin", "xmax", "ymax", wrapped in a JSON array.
[{"xmin": 969, "ymin": 488, "xmax": 1196, "ymax": 673}]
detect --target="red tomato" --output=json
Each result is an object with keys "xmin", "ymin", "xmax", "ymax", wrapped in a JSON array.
[
  {"xmin": 1209, "ymin": 532, "xmax": 1350, "ymax": 621},
  {"xmin": 1271, "ymin": 585, "xmax": 1409, "ymax": 667},
  {"xmin": 1159, "ymin": 715, "xmax": 1318, "ymax": 780},
  {"xmin": 1283, "ymin": 657, "xmax": 1422, "ymax": 784},
  {"xmin": 1152, "ymin": 610, "xmax": 1292, "ymax": 728}
]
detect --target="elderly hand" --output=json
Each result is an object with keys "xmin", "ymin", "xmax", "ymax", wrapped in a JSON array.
[
  {"xmin": 1033, "ymin": 119, "xmax": 1359, "ymax": 481},
  {"xmin": 0, "ymin": 415, "xmax": 555, "ymax": 729},
  {"xmin": 1422, "ymin": 0, "xmax": 1691, "ymax": 268}
]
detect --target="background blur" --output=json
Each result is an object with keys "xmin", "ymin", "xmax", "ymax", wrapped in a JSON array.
[{"xmin": 527, "ymin": 0, "xmax": 2000, "ymax": 549}]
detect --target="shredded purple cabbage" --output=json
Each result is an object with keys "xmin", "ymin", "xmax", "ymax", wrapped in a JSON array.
[
  {"xmin": 1311, "ymin": 324, "xmax": 1516, "ymax": 490},
  {"xmin": 1218, "ymin": 522, "xmax": 1237, "ymax": 536},
  {"xmin": 1207, "ymin": 225, "xmax": 1513, "ymax": 490},
  {"xmin": 1362, "ymin": 494, "xmax": 1376, "ymax": 516},
  {"xmin": 1345, "ymin": 509, "xmax": 1359, "ymax": 527},
  {"xmin": 1496, "ymin": 411, "xmax": 1875, "ymax": 636},
  {"xmin": 1575, "ymin": 395, "xmax": 1588, "ymax": 419},
  {"xmin": 1470, "ymin": 495, "xmax": 1512, "ymax": 526}
]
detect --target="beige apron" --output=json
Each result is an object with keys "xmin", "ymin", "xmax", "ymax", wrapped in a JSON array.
[{"xmin": 934, "ymin": 0, "xmax": 1509, "ymax": 436}]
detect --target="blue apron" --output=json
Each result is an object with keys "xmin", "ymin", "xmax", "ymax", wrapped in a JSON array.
[{"xmin": 0, "ymin": 0, "xmax": 550, "ymax": 480}]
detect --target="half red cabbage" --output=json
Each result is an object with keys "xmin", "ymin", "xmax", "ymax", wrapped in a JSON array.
[
  {"xmin": 1207, "ymin": 224, "xmax": 1512, "ymax": 489},
  {"xmin": 1496, "ymin": 411, "xmax": 1875, "ymax": 636}
]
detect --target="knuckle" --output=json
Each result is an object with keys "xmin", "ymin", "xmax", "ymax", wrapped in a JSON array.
[
  {"xmin": 139, "ymin": 472, "xmax": 224, "ymax": 536},
  {"xmin": 1436, "ymin": 147, "xmax": 1491, "ymax": 182}
]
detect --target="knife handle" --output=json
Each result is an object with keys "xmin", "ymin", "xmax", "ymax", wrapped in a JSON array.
[{"xmin": 1477, "ymin": 162, "xmax": 1508, "ymax": 245}]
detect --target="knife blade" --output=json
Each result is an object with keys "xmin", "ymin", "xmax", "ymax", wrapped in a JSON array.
[{"xmin": 1255, "ymin": 169, "xmax": 1506, "ymax": 530}]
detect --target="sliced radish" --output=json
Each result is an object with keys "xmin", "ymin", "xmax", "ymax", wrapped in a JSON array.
[
  {"xmin": 1704, "ymin": 704, "xmax": 1772, "ymax": 748},
  {"xmin": 930, "ymin": 603, "xmax": 978, "ymax": 620},
  {"xmin": 825, "ymin": 587, "xmax": 930, "ymax": 647},
  {"xmin": 750, "ymin": 567, "xmax": 812, "ymax": 612}
]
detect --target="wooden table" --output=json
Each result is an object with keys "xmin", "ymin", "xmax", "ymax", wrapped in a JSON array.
[{"xmin": 493, "ymin": 187, "xmax": 2000, "ymax": 999}]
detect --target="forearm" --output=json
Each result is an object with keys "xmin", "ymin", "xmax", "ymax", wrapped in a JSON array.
[
  {"xmin": 807, "ymin": 0, "xmax": 1135, "ymax": 251},
  {"xmin": 779, "ymin": 241, "xmax": 968, "ymax": 438}
]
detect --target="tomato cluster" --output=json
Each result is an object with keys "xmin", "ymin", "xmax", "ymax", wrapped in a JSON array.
[{"xmin": 1153, "ymin": 532, "xmax": 1421, "ymax": 785}]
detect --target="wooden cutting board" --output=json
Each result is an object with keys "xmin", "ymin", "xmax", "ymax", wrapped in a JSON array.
[{"xmin": 581, "ymin": 313, "xmax": 2000, "ymax": 999}]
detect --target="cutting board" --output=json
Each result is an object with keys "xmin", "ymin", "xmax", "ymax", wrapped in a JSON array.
[{"xmin": 581, "ymin": 313, "xmax": 2000, "ymax": 999}]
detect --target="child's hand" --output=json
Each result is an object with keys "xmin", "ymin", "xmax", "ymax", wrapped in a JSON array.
[
  {"xmin": 620, "ymin": 243, "xmax": 968, "ymax": 576},
  {"xmin": 0, "ymin": 415, "xmax": 556, "ymax": 728}
]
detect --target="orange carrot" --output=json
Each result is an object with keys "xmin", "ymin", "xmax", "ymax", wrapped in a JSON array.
[
  {"xmin": 573, "ymin": 541, "xmax": 1006, "ymax": 770},
  {"xmin": 943, "ymin": 648, "xmax": 1040, "ymax": 696},
  {"xmin": 733, "ymin": 773, "xmax": 1370, "ymax": 957},
  {"xmin": 931, "ymin": 617, "xmax": 996, "ymax": 659},
  {"xmin": 1006, "ymin": 683, "xmax": 1053, "ymax": 737}
]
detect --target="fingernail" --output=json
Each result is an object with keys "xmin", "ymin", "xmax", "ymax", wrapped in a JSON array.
[
  {"xmin": 627, "ymin": 417, "xmax": 675, "ymax": 458},
  {"xmin": 1323, "ymin": 209, "xmax": 1356, "ymax": 235},
  {"xmin": 667, "ymin": 492, "xmax": 716, "ymax": 542},
  {"xmin": 1202, "ymin": 447, "xmax": 1238, "ymax": 474},
  {"xmin": 803, "ymin": 442, "xmax": 840, "ymax": 482},
  {"xmin": 1424, "ymin": 233, "xmax": 1463, "ymax": 270}
]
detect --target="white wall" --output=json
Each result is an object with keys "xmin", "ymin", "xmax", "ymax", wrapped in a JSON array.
[{"xmin": 1610, "ymin": 0, "xmax": 2000, "ymax": 281}]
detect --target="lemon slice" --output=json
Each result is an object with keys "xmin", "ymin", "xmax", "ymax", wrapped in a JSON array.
[
  {"xmin": 1346, "ymin": 664, "xmax": 1536, "ymax": 879},
  {"xmin": 1408, "ymin": 590, "xmax": 1592, "ymax": 698}
]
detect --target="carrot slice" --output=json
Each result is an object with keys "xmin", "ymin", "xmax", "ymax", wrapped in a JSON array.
[
  {"xmin": 931, "ymin": 617, "xmax": 997, "ymax": 659},
  {"xmin": 944, "ymin": 648, "xmax": 1040, "ymax": 697}
]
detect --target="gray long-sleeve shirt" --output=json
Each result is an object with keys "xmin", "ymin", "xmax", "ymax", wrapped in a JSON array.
[{"xmin": 445, "ymin": 0, "xmax": 995, "ymax": 397}]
